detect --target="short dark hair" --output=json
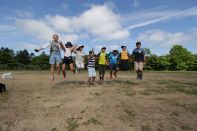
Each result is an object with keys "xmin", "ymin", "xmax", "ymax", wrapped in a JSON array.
[
  {"xmin": 89, "ymin": 51, "xmax": 93, "ymax": 54},
  {"xmin": 136, "ymin": 41, "xmax": 141, "ymax": 45}
]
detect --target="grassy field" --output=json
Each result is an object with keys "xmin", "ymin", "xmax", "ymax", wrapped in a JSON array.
[{"xmin": 0, "ymin": 71, "xmax": 197, "ymax": 131}]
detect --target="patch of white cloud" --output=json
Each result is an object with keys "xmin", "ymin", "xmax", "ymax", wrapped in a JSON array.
[
  {"xmin": 16, "ymin": 19, "xmax": 55, "ymax": 41},
  {"xmin": 15, "ymin": 4, "xmax": 130, "ymax": 43},
  {"xmin": 45, "ymin": 15, "xmax": 72, "ymax": 33},
  {"xmin": 137, "ymin": 29, "xmax": 197, "ymax": 54},
  {"xmin": 19, "ymin": 43, "xmax": 40, "ymax": 50},
  {"xmin": 126, "ymin": 6, "xmax": 197, "ymax": 30}
]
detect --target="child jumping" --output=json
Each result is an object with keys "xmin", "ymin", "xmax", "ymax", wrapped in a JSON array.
[
  {"xmin": 74, "ymin": 45, "xmax": 85, "ymax": 73},
  {"xmin": 35, "ymin": 34, "xmax": 64, "ymax": 81},
  {"xmin": 120, "ymin": 46, "xmax": 130, "ymax": 71},
  {"xmin": 97, "ymin": 47, "xmax": 107, "ymax": 81},
  {"xmin": 62, "ymin": 42, "xmax": 75, "ymax": 79},
  {"xmin": 108, "ymin": 50, "xmax": 119, "ymax": 79},
  {"xmin": 132, "ymin": 41, "xmax": 145, "ymax": 80},
  {"xmin": 87, "ymin": 49, "xmax": 96, "ymax": 85}
]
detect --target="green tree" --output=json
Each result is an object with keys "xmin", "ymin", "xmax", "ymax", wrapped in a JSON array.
[
  {"xmin": 144, "ymin": 48, "xmax": 151, "ymax": 56},
  {"xmin": 187, "ymin": 54, "xmax": 197, "ymax": 71},
  {"xmin": 31, "ymin": 51, "xmax": 50, "ymax": 69},
  {"xmin": 169, "ymin": 45, "xmax": 194, "ymax": 70},
  {"xmin": 0, "ymin": 47, "xmax": 15, "ymax": 64},
  {"xmin": 15, "ymin": 49, "xmax": 31, "ymax": 65}
]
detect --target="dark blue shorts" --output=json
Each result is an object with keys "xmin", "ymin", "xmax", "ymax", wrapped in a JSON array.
[{"xmin": 109, "ymin": 63, "xmax": 118, "ymax": 71}]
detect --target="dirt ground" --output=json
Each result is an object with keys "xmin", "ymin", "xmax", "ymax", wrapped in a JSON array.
[{"xmin": 0, "ymin": 71, "xmax": 197, "ymax": 131}]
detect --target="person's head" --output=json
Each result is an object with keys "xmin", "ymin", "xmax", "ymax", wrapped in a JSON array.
[
  {"xmin": 89, "ymin": 51, "xmax": 93, "ymax": 57},
  {"xmin": 121, "ymin": 46, "xmax": 126, "ymax": 51},
  {"xmin": 101, "ymin": 47, "xmax": 106, "ymax": 53},
  {"xmin": 136, "ymin": 41, "xmax": 141, "ymax": 48},
  {"xmin": 113, "ymin": 50, "xmax": 118, "ymax": 55},
  {"xmin": 53, "ymin": 34, "xmax": 59, "ymax": 42},
  {"xmin": 77, "ymin": 45, "xmax": 84, "ymax": 51},
  {"xmin": 66, "ymin": 42, "xmax": 73, "ymax": 48}
]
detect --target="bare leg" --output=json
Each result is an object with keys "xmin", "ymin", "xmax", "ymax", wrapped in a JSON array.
[
  {"xmin": 56, "ymin": 63, "xmax": 61, "ymax": 79},
  {"xmin": 139, "ymin": 70, "xmax": 143, "ymax": 80},
  {"xmin": 99, "ymin": 66, "xmax": 102, "ymax": 81},
  {"xmin": 50, "ymin": 64, "xmax": 55, "ymax": 81},
  {"xmin": 88, "ymin": 77, "xmax": 92, "ymax": 85},
  {"xmin": 88, "ymin": 77, "xmax": 91, "ymax": 82},
  {"xmin": 62, "ymin": 64, "xmax": 66, "ymax": 79},
  {"xmin": 70, "ymin": 63, "xmax": 74, "ymax": 73},
  {"xmin": 110, "ymin": 70, "xmax": 112, "ymax": 79},
  {"xmin": 92, "ymin": 77, "xmax": 95, "ymax": 82},
  {"xmin": 136, "ymin": 70, "xmax": 140, "ymax": 79},
  {"xmin": 114, "ymin": 70, "xmax": 117, "ymax": 78}
]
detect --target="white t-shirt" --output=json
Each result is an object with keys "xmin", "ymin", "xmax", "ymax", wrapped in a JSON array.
[
  {"xmin": 64, "ymin": 48, "xmax": 72, "ymax": 57},
  {"xmin": 75, "ymin": 51, "xmax": 85, "ymax": 63}
]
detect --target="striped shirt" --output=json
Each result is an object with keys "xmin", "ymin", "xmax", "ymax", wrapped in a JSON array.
[{"xmin": 88, "ymin": 56, "xmax": 95, "ymax": 68}]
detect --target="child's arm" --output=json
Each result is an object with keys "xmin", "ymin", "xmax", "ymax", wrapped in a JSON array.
[
  {"xmin": 59, "ymin": 42, "xmax": 65, "ymax": 52},
  {"xmin": 70, "ymin": 46, "xmax": 75, "ymax": 52},
  {"xmin": 73, "ymin": 45, "xmax": 78, "ymax": 53},
  {"xmin": 35, "ymin": 43, "xmax": 50, "ymax": 52}
]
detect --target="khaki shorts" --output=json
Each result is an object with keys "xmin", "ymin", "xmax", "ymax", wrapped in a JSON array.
[{"xmin": 134, "ymin": 62, "xmax": 144, "ymax": 71}]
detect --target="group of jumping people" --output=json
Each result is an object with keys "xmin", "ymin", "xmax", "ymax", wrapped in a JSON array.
[{"xmin": 35, "ymin": 34, "xmax": 145, "ymax": 84}]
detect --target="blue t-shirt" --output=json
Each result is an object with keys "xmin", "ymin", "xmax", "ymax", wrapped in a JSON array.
[
  {"xmin": 109, "ymin": 54, "xmax": 119, "ymax": 64},
  {"xmin": 132, "ymin": 48, "xmax": 145, "ymax": 62}
]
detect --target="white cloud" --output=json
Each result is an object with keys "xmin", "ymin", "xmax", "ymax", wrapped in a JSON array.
[
  {"xmin": 15, "ymin": 4, "xmax": 130, "ymax": 42},
  {"xmin": 0, "ymin": 25, "xmax": 18, "ymax": 32},
  {"xmin": 74, "ymin": 4, "xmax": 129, "ymax": 40},
  {"xmin": 61, "ymin": 34, "xmax": 79, "ymax": 42},
  {"xmin": 19, "ymin": 43, "xmax": 40, "ymax": 50},
  {"xmin": 108, "ymin": 44, "xmax": 119, "ymax": 51},
  {"xmin": 45, "ymin": 15, "xmax": 72, "ymax": 32},
  {"xmin": 16, "ymin": 19, "xmax": 55, "ymax": 41},
  {"xmin": 95, "ymin": 45, "xmax": 105, "ymax": 50},
  {"xmin": 126, "ymin": 6, "xmax": 197, "ymax": 30},
  {"xmin": 137, "ymin": 29, "xmax": 197, "ymax": 54}
]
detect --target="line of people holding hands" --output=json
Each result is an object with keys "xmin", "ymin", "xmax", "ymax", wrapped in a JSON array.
[{"xmin": 35, "ymin": 34, "xmax": 145, "ymax": 84}]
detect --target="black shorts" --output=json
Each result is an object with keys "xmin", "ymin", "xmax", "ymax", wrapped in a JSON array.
[{"xmin": 63, "ymin": 56, "xmax": 73, "ymax": 65}]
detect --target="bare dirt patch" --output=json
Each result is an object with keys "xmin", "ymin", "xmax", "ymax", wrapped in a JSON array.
[{"xmin": 0, "ymin": 71, "xmax": 197, "ymax": 131}]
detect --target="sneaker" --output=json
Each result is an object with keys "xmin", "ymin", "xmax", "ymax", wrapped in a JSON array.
[
  {"xmin": 140, "ymin": 74, "xmax": 143, "ymax": 80},
  {"xmin": 137, "ymin": 74, "xmax": 140, "ymax": 80}
]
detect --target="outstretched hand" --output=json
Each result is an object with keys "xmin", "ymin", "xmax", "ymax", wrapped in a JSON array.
[{"xmin": 34, "ymin": 49, "xmax": 39, "ymax": 52}]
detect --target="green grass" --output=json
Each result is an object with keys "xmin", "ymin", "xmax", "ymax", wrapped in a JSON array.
[
  {"xmin": 66, "ymin": 118, "xmax": 79, "ymax": 131},
  {"xmin": 83, "ymin": 117, "xmax": 101, "ymax": 126}
]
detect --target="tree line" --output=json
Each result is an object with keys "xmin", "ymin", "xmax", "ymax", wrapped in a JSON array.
[{"xmin": 0, "ymin": 45, "xmax": 196, "ymax": 71}]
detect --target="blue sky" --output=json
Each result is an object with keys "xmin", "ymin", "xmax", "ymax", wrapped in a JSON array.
[{"xmin": 0, "ymin": 0, "xmax": 197, "ymax": 55}]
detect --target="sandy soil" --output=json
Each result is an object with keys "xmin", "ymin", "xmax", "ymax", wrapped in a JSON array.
[{"xmin": 0, "ymin": 71, "xmax": 197, "ymax": 131}]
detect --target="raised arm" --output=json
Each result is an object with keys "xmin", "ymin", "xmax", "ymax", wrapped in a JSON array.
[
  {"xmin": 35, "ymin": 43, "xmax": 50, "ymax": 52},
  {"xmin": 73, "ymin": 44, "xmax": 78, "ymax": 53},
  {"xmin": 59, "ymin": 41, "xmax": 65, "ymax": 52}
]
